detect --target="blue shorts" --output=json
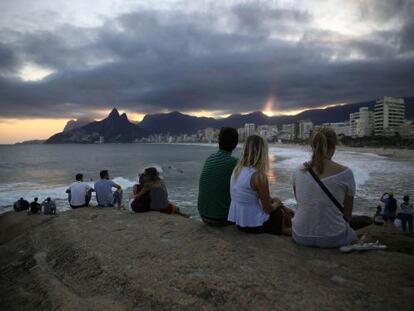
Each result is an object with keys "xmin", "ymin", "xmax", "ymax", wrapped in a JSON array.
[{"xmin": 98, "ymin": 191, "xmax": 122, "ymax": 207}]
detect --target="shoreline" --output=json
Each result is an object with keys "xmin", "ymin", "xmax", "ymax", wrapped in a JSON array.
[{"xmin": 269, "ymin": 142, "xmax": 414, "ymax": 160}]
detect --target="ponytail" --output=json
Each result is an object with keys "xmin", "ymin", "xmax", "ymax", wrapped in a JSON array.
[{"xmin": 305, "ymin": 127, "xmax": 337, "ymax": 174}]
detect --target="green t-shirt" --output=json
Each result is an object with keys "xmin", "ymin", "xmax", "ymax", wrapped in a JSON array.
[{"xmin": 198, "ymin": 149, "xmax": 237, "ymax": 220}]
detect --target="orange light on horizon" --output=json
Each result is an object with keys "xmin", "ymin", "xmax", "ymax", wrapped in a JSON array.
[{"xmin": 0, "ymin": 118, "xmax": 71, "ymax": 144}]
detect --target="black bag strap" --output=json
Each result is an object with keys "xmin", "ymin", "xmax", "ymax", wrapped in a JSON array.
[{"xmin": 307, "ymin": 166, "xmax": 346, "ymax": 218}]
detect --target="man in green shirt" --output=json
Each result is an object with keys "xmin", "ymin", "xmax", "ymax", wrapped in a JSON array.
[{"xmin": 198, "ymin": 127, "xmax": 239, "ymax": 226}]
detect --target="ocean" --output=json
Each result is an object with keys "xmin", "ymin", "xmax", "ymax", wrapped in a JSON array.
[{"xmin": 0, "ymin": 143, "xmax": 412, "ymax": 216}]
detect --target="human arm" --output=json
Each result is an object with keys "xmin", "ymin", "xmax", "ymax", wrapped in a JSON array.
[
  {"xmin": 251, "ymin": 172, "xmax": 275, "ymax": 214},
  {"xmin": 380, "ymin": 193, "xmax": 388, "ymax": 203},
  {"xmin": 133, "ymin": 186, "xmax": 150, "ymax": 200},
  {"xmin": 112, "ymin": 181, "xmax": 122, "ymax": 191}
]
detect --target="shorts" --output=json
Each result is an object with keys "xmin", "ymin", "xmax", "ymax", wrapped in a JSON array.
[
  {"xmin": 201, "ymin": 216, "xmax": 232, "ymax": 227},
  {"xmin": 237, "ymin": 208, "xmax": 283, "ymax": 235},
  {"xmin": 293, "ymin": 224, "xmax": 358, "ymax": 248},
  {"xmin": 98, "ymin": 191, "xmax": 122, "ymax": 207}
]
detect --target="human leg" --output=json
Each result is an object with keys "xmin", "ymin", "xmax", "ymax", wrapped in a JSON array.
[{"xmin": 400, "ymin": 214, "xmax": 408, "ymax": 232}]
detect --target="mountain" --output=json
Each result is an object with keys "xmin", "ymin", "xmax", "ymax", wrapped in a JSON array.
[
  {"xmin": 46, "ymin": 108, "xmax": 148, "ymax": 143},
  {"xmin": 139, "ymin": 96, "xmax": 414, "ymax": 134},
  {"xmin": 63, "ymin": 118, "xmax": 95, "ymax": 132}
]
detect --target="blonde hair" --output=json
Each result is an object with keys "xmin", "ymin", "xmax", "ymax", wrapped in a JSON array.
[
  {"xmin": 305, "ymin": 126, "xmax": 337, "ymax": 174},
  {"xmin": 233, "ymin": 134, "xmax": 269, "ymax": 181}
]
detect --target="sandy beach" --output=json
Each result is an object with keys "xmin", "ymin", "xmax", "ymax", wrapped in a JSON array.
[{"xmin": 270, "ymin": 143, "xmax": 414, "ymax": 160}]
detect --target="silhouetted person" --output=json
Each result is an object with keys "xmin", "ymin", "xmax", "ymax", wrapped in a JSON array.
[
  {"xmin": 29, "ymin": 197, "xmax": 41, "ymax": 214},
  {"xmin": 380, "ymin": 192, "xmax": 397, "ymax": 222},
  {"xmin": 13, "ymin": 197, "xmax": 29, "ymax": 212},
  {"xmin": 400, "ymin": 195, "xmax": 413, "ymax": 233},
  {"xmin": 42, "ymin": 197, "xmax": 57, "ymax": 215}
]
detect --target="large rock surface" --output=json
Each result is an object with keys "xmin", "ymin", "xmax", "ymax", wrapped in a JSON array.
[{"xmin": 0, "ymin": 209, "xmax": 413, "ymax": 310}]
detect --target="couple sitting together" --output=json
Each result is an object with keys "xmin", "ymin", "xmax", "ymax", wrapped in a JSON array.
[
  {"xmin": 129, "ymin": 167, "xmax": 188, "ymax": 217},
  {"xmin": 198, "ymin": 127, "xmax": 358, "ymax": 248}
]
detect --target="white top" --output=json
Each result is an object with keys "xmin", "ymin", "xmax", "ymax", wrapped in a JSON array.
[
  {"xmin": 400, "ymin": 202, "xmax": 413, "ymax": 215},
  {"xmin": 228, "ymin": 167, "xmax": 269, "ymax": 227},
  {"xmin": 292, "ymin": 166, "xmax": 356, "ymax": 238},
  {"xmin": 69, "ymin": 181, "xmax": 92, "ymax": 206}
]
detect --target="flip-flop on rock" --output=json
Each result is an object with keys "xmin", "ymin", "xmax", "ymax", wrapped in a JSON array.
[{"xmin": 340, "ymin": 241, "xmax": 387, "ymax": 253}]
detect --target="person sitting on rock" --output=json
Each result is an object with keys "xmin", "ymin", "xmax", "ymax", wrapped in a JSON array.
[
  {"xmin": 292, "ymin": 127, "xmax": 357, "ymax": 248},
  {"xmin": 13, "ymin": 197, "xmax": 30, "ymax": 212},
  {"xmin": 95, "ymin": 170, "xmax": 123, "ymax": 208},
  {"xmin": 66, "ymin": 173, "xmax": 94, "ymax": 208},
  {"xmin": 28, "ymin": 197, "xmax": 41, "ymax": 215},
  {"xmin": 198, "ymin": 127, "xmax": 239, "ymax": 226},
  {"xmin": 380, "ymin": 192, "xmax": 397, "ymax": 223},
  {"xmin": 129, "ymin": 173, "xmax": 151, "ymax": 213},
  {"xmin": 42, "ymin": 197, "xmax": 57, "ymax": 215},
  {"xmin": 228, "ymin": 134, "xmax": 293, "ymax": 235},
  {"xmin": 133, "ymin": 167, "xmax": 189, "ymax": 217}
]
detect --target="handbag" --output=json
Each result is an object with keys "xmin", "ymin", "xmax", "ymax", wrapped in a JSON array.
[{"xmin": 307, "ymin": 167, "xmax": 348, "ymax": 222}]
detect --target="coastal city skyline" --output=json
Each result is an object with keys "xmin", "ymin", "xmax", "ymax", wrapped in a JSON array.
[{"xmin": 1, "ymin": 0, "xmax": 414, "ymax": 143}]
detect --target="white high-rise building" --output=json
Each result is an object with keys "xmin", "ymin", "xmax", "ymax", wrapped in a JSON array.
[
  {"xmin": 237, "ymin": 127, "xmax": 246, "ymax": 142},
  {"xmin": 244, "ymin": 123, "xmax": 256, "ymax": 138},
  {"xmin": 298, "ymin": 120, "xmax": 313, "ymax": 140},
  {"xmin": 322, "ymin": 122, "xmax": 350, "ymax": 137},
  {"xmin": 374, "ymin": 96, "xmax": 405, "ymax": 136},
  {"xmin": 349, "ymin": 107, "xmax": 374, "ymax": 137}
]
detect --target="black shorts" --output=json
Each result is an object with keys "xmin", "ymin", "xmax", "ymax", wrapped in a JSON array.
[
  {"xmin": 237, "ymin": 208, "xmax": 283, "ymax": 235},
  {"xmin": 201, "ymin": 216, "xmax": 232, "ymax": 227}
]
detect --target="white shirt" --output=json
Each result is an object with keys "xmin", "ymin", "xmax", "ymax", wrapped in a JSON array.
[
  {"xmin": 69, "ymin": 181, "xmax": 92, "ymax": 206},
  {"xmin": 292, "ymin": 167, "xmax": 356, "ymax": 238},
  {"xmin": 228, "ymin": 167, "xmax": 269, "ymax": 227}
]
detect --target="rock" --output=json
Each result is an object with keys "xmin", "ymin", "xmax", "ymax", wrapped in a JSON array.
[
  {"xmin": 0, "ymin": 209, "xmax": 413, "ymax": 310},
  {"xmin": 350, "ymin": 215, "xmax": 373, "ymax": 230}
]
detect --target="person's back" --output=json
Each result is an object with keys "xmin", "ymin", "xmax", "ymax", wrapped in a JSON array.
[
  {"xmin": 198, "ymin": 127, "xmax": 238, "ymax": 225},
  {"xmin": 149, "ymin": 181, "xmax": 169, "ymax": 211},
  {"xmin": 68, "ymin": 173, "xmax": 92, "ymax": 208},
  {"xmin": 292, "ymin": 127, "xmax": 357, "ymax": 248},
  {"xmin": 94, "ymin": 170, "xmax": 122, "ymax": 207},
  {"xmin": 29, "ymin": 198, "xmax": 41, "ymax": 214},
  {"xmin": 228, "ymin": 167, "xmax": 269, "ymax": 227},
  {"xmin": 42, "ymin": 198, "xmax": 56, "ymax": 215},
  {"xmin": 293, "ymin": 166, "xmax": 355, "ymax": 238}
]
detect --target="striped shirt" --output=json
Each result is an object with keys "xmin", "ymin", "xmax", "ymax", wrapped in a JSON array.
[{"xmin": 198, "ymin": 149, "xmax": 237, "ymax": 220}]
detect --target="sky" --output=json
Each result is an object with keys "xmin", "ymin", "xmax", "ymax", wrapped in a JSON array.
[{"xmin": 0, "ymin": 0, "xmax": 413, "ymax": 143}]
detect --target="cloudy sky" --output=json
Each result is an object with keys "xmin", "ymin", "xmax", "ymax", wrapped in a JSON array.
[{"xmin": 0, "ymin": 0, "xmax": 413, "ymax": 142}]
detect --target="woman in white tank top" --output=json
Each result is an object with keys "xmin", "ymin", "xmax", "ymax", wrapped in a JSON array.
[{"xmin": 228, "ymin": 135, "xmax": 293, "ymax": 235}]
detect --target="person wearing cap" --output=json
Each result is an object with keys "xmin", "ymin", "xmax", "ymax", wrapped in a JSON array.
[
  {"xmin": 198, "ymin": 127, "xmax": 239, "ymax": 226},
  {"xmin": 380, "ymin": 192, "xmax": 397, "ymax": 223}
]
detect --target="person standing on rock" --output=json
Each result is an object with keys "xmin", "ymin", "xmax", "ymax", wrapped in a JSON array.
[
  {"xmin": 399, "ymin": 195, "xmax": 413, "ymax": 233},
  {"xmin": 66, "ymin": 173, "xmax": 94, "ymax": 208},
  {"xmin": 292, "ymin": 127, "xmax": 358, "ymax": 248},
  {"xmin": 228, "ymin": 134, "xmax": 293, "ymax": 235},
  {"xmin": 380, "ymin": 192, "xmax": 397, "ymax": 224},
  {"xmin": 95, "ymin": 170, "xmax": 123, "ymax": 209},
  {"xmin": 198, "ymin": 127, "xmax": 239, "ymax": 226}
]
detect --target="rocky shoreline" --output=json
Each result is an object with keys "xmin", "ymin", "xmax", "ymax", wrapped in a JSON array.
[{"xmin": 1, "ymin": 208, "xmax": 413, "ymax": 310}]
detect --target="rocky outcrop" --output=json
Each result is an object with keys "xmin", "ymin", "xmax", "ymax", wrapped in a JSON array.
[{"xmin": 1, "ymin": 209, "xmax": 413, "ymax": 310}]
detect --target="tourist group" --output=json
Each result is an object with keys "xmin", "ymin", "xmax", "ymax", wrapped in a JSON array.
[{"xmin": 13, "ymin": 127, "xmax": 413, "ymax": 249}]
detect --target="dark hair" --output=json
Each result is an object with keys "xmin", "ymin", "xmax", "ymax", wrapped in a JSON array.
[
  {"xmin": 219, "ymin": 127, "xmax": 238, "ymax": 152},
  {"xmin": 139, "ymin": 173, "xmax": 146, "ymax": 186},
  {"xmin": 376, "ymin": 205, "xmax": 381, "ymax": 210},
  {"xmin": 76, "ymin": 173, "xmax": 83, "ymax": 181},
  {"xmin": 144, "ymin": 167, "xmax": 160, "ymax": 182},
  {"xmin": 34, "ymin": 197, "xmax": 38, "ymax": 202},
  {"xmin": 46, "ymin": 197, "xmax": 51, "ymax": 202},
  {"xmin": 404, "ymin": 195, "xmax": 409, "ymax": 202},
  {"xmin": 100, "ymin": 170, "xmax": 109, "ymax": 179}
]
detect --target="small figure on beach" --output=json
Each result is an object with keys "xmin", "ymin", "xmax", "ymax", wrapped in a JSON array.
[
  {"xmin": 42, "ymin": 197, "xmax": 56, "ymax": 215},
  {"xmin": 28, "ymin": 197, "xmax": 41, "ymax": 215},
  {"xmin": 399, "ymin": 195, "xmax": 413, "ymax": 233},
  {"xmin": 292, "ymin": 127, "xmax": 358, "ymax": 248},
  {"xmin": 380, "ymin": 192, "xmax": 397, "ymax": 223},
  {"xmin": 95, "ymin": 170, "xmax": 123, "ymax": 208},
  {"xmin": 66, "ymin": 173, "xmax": 94, "ymax": 208},
  {"xmin": 13, "ymin": 198, "xmax": 30, "ymax": 212},
  {"xmin": 198, "ymin": 127, "xmax": 238, "ymax": 226},
  {"xmin": 228, "ymin": 134, "xmax": 293, "ymax": 235},
  {"xmin": 133, "ymin": 167, "xmax": 189, "ymax": 217}
]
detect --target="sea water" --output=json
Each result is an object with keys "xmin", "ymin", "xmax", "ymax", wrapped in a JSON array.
[{"xmin": 0, "ymin": 143, "xmax": 412, "ymax": 216}]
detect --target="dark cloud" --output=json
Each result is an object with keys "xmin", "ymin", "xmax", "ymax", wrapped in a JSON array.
[{"xmin": 0, "ymin": 2, "xmax": 413, "ymax": 119}]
